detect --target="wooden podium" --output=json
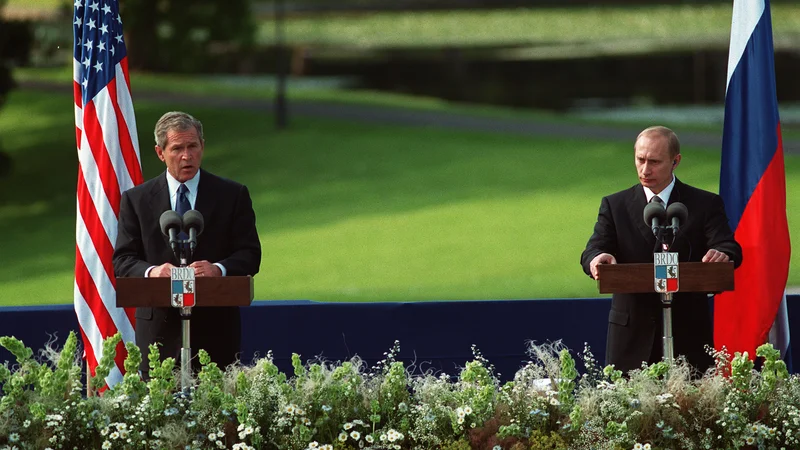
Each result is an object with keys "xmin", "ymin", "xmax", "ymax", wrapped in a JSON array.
[
  {"xmin": 597, "ymin": 262, "xmax": 734, "ymax": 364},
  {"xmin": 116, "ymin": 276, "xmax": 254, "ymax": 308},
  {"xmin": 116, "ymin": 276, "xmax": 254, "ymax": 389}
]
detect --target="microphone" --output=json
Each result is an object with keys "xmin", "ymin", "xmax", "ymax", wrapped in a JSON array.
[
  {"xmin": 666, "ymin": 202, "xmax": 688, "ymax": 236},
  {"xmin": 182, "ymin": 210, "xmax": 204, "ymax": 252},
  {"xmin": 643, "ymin": 201, "xmax": 667, "ymax": 236},
  {"xmin": 159, "ymin": 210, "xmax": 183, "ymax": 253}
]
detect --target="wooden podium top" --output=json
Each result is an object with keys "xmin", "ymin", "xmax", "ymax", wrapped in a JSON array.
[
  {"xmin": 597, "ymin": 262, "xmax": 734, "ymax": 294},
  {"xmin": 116, "ymin": 276, "xmax": 254, "ymax": 308}
]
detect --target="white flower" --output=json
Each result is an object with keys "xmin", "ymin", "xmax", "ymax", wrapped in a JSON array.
[
  {"xmin": 380, "ymin": 434, "xmax": 387, "ymax": 442},
  {"xmin": 119, "ymin": 430, "xmax": 129, "ymax": 439},
  {"xmin": 464, "ymin": 406, "xmax": 473, "ymax": 415},
  {"xmin": 643, "ymin": 444, "xmax": 651, "ymax": 450},
  {"xmin": 110, "ymin": 432, "xmax": 120, "ymax": 440},
  {"xmin": 655, "ymin": 393, "xmax": 674, "ymax": 404},
  {"xmin": 365, "ymin": 435, "xmax": 374, "ymax": 443},
  {"xmin": 321, "ymin": 446, "xmax": 333, "ymax": 450},
  {"xmin": 321, "ymin": 405, "xmax": 332, "ymax": 412},
  {"xmin": 344, "ymin": 422, "xmax": 354, "ymax": 430},
  {"xmin": 457, "ymin": 417, "xmax": 465, "ymax": 425},
  {"xmin": 308, "ymin": 442, "xmax": 319, "ymax": 449},
  {"xmin": 152, "ymin": 430, "xmax": 161, "ymax": 438},
  {"xmin": 350, "ymin": 431, "xmax": 361, "ymax": 440},
  {"xmin": 8, "ymin": 434, "xmax": 20, "ymax": 443},
  {"xmin": 216, "ymin": 440, "xmax": 226, "ymax": 449},
  {"xmin": 116, "ymin": 423, "xmax": 127, "ymax": 431},
  {"xmin": 209, "ymin": 433, "xmax": 217, "ymax": 441},
  {"xmin": 285, "ymin": 404, "xmax": 296, "ymax": 415},
  {"xmin": 493, "ymin": 446, "xmax": 502, "ymax": 450},
  {"xmin": 339, "ymin": 432, "xmax": 348, "ymax": 442},
  {"xmin": 238, "ymin": 424, "xmax": 245, "ymax": 432},
  {"xmin": 23, "ymin": 420, "xmax": 31, "ymax": 428},
  {"xmin": 102, "ymin": 443, "xmax": 111, "ymax": 450},
  {"xmin": 634, "ymin": 444, "xmax": 643, "ymax": 450},
  {"xmin": 550, "ymin": 398, "xmax": 560, "ymax": 406}
]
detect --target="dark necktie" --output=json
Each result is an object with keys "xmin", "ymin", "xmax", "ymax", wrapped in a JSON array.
[
  {"xmin": 650, "ymin": 195, "xmax": 663, "ymax": 205},
  {"xmin": 177, "ymin": 184, "xmax": 190, "ymax": 241}
]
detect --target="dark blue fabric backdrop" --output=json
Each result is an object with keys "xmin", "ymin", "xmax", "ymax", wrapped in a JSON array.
[{"xmin": 1, "ymin": 297, "xmax": 797, "ymax": 381}]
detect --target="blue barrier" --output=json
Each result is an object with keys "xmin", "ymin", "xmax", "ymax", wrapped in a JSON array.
[{"xmin": 1, "ymin": 297, "xmax": 797, "ymax": 380}]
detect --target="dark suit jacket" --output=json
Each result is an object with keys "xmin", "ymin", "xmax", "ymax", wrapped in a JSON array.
[
  {"xmin": 113, "ymin": 169, "xmax": 261, "ymax": 374},
  {"xmin": 580, "ymin": 179, "xmax": 742, "ymax": 374}
]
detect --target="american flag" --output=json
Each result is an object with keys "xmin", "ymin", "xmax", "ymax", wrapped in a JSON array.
[{"xmin": 73, "ymin": 0, "xmax": 142, "ymax": 387}]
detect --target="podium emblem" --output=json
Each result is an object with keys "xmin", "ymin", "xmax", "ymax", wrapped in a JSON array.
[
  {"xmin": 653, "ymin": 252, "xmax": 679, "ymax": 293},
  {"xmin": 171, "ymin": 267, "xmax": 195, "ymax": 307}
]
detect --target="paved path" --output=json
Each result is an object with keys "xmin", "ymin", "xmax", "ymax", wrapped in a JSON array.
[{"xmin": 27, "ymin": 80, "xmax": 800, "ymax": 153}]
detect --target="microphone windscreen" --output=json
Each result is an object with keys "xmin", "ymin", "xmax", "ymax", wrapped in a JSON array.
[
  {"xmin": 643, "ymin": 202, "xmax": 667, "ymax": 225},
  {"xmin": 159, "ymin": 210, "xmax": 183, "ymax": 237},
  {"xmin": 667, "ymin": 202, "xmax": 689, "ymax": 223},
  {"xmin": 182, "ymin": 209, "xmax": 205, "ymax": 236}
]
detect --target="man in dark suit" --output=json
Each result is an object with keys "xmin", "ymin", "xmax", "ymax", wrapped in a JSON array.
[
  {"xmin": 113, "ymin": 111, "xmax": 261, "ymax": 374},
  {"xmin": 581, "ymin": 126, "xmax": 742, "ymax": 374}
]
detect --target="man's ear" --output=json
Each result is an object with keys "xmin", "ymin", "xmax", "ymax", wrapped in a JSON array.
[{"xmin": 155, "ymin": 145, "xmax": 165, "ymax": 162}]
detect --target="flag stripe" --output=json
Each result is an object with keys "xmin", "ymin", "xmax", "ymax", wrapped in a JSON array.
[
  {"xmin": 726, "ymin": 1, "xmax": 764, "ymax": 93},
  {"xmin": 82, "ymin": 100, "xmax": 122, "ymax": 217},
  {"xmin": 109, "ymin": 63, "xmax": 143, "ymax": 187}
]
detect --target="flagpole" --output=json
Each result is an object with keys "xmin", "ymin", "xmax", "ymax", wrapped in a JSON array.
[{"xmin": 275, "ymin": 0, "xmax": 288, "ymax": 129}]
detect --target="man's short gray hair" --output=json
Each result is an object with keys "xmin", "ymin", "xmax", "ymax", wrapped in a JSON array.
[
  {"xmin": 154, "ymin": 111, "xmax": 204, "ymax": 149},
  {"xmin": 637, "ymin": 125, "xmax": 680, "ymax": 158}
]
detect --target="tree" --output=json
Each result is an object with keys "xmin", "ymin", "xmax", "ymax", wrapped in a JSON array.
[
  {"xmin": 120, "ymin": 0, "xmax": 255, "ymax": 73},
  {"xmin": 0, "ymin": 0, "xmax": 34, "ymax": 177}
]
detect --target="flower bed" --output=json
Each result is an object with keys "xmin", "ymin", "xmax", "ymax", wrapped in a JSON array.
[{"xmin": 1, "ymin": 333, "xmax": 798, "ymax": 450}]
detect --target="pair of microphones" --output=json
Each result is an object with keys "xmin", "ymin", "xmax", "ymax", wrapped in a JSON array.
[
  {"xmin": 643, "ymin": 201, "xmax": 688, "ymax": 237},
  {"xmin": 159, "ymin": 209, "xmax": 204, "ymax": 255}
]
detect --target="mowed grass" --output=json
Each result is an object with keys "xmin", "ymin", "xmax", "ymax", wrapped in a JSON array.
[
  {"xmin": 2, "ymin": 87, "xmax": 800, "ymax": 306},
  {"xmin": 255, "ymin": 3, "xmax": 800, "ymax": 48}
]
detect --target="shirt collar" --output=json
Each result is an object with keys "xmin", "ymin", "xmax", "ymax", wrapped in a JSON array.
[
  {"xmin": 165, "ymin": 170, "xmax": 201, "ymax": 198},
  {"xmin": 643, "ymin": 175, "xmax": 676, "ymax": 204}
]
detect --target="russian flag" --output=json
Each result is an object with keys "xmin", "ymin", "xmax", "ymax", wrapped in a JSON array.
[{"xmin": 715, "ymin": 0, "xmax": 791, "ymax": 363}]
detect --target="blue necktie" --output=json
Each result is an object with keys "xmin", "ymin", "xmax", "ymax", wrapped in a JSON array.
[{"xmin": 177, "ymin": 184, "xmax": 190, "ymax": 241}]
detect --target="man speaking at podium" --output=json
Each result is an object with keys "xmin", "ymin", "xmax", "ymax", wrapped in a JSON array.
[
  {"xmin": 580, "ymin": 126, "xmax": 742, "ymax": 374},
  {"xmin": 113, "ymin": 111, "xmax": 261, "ymax": 374}
]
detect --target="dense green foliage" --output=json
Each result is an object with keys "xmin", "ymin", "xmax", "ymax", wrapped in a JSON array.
[
  {"xmin": 1, "ymin": 335, "xmax": 799, "ymax": 449},
  {"xmin": 118, "ymin": 0, "xmax": 255, "ymax": 72}
]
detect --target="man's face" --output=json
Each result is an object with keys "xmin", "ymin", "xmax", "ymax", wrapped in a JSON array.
[
  {"xmin": 634, "ymin": 133, "xmax": 680, "ymax": 194},
  {"xmin": 155, "ymin": 127, "xmax": 204, "ymax": 182}
]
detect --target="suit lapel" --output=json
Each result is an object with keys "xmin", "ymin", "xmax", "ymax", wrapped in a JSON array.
[
  {"xmin": 194, "ymin": 169, "xmax": 215, "ymax": 220},
  {"xmin": 627, "ymin": 184, "xmax": 656, "ymax": 245},
  {"xmin": 148, "ymin": 172, "xmax": 172, "ymax": 248}
]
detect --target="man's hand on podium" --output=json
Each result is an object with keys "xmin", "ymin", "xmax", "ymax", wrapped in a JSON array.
[
  {"xmin": 189, "ymin": 260, "xmax": 222, "ymax": 277},
  {"xmin": 702, "ymin": 249, "xmax": 730, "ymax": 263},
  {"xmin": 150, "ymin": 263, "xmax": 177, "ymax": 277},
  {"xmin": 590, "ymin": 253, "xmax": 617, "ymax": 280}
]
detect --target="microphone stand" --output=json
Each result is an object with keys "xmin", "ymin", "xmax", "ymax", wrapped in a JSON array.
[
  {"xmin": 656, "ymin": 226, "xmax": 675, "ymax": 365},
  {"xmin": 172, "ymin": 241, "xmax": 193, "ymax": 393}
]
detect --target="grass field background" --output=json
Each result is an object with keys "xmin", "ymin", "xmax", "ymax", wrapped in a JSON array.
[{"xmin": 2, "ymin": 84, "xmax": 800, "ymax": 306}]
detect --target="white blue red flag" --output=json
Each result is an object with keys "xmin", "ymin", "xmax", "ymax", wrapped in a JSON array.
[
  {"xmin": 715, "ymin": 0, "xmax": 791, "ymax": 362},
  {"xmin": 73, "ymin": 0, "xmax": 143, "ymax": 387}
]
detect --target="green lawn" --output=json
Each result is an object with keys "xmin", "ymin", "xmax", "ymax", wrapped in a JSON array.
[
  {"xmin": 254, "ymin": 4, "xmax": 800, "ymax": 49},
  {"xmin": 2, "ymin": 87, "xmax": 800, "ymax": 306}
]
